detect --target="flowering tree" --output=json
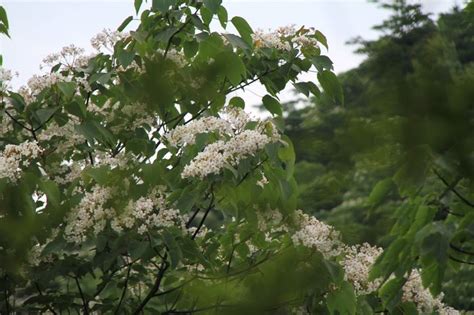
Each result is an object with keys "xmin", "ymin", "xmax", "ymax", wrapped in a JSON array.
[{"xmin": 0, "ymin": 1, "xmax": 460, "ymax": 314}]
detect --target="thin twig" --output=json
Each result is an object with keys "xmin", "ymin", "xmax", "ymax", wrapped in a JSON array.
[
  {"xmin": 450, "ymin": 243, "xmax": 474, "ymax": 256},
  {"xmin": 4, "ymin": 110, "xmax": 32, "ymax": 131},
  {"xmin": 163, "ymin": 3, "xmax": 203, "ymax": 58},
  {"xmin": 192, "ymin": 191, "xmax": 214, "ymax": 240},
  {"xmin": 74, "ymin": 277, "xmax": 89, "ymax": 315},
  {"xmin": 114, "ymin": 263, "xmax": 133, "ymax": 314},
  {"xmin": 132, "ymin": 257, "xmax": 169, "ymax": 315},
  {"xmin": 449, "ymin": 255, "xmax": 474, "ymax": 265},
  {"xmin": 434, "ymin": 169, "xmax": 474, "ymax": 208},
  {"xmin": 35, "ymin": 283, "xmax": 58, "ymax": 315}
]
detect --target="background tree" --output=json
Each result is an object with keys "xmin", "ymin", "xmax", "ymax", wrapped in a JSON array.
[{"xmin": 288, "ymin": 0, "xmax": 474, "ymax": 311}]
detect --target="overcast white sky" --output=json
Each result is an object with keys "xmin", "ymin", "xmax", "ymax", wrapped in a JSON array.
[{"xmin": 0, "ymin": 0, "xmax": 460, "ymax": 106}]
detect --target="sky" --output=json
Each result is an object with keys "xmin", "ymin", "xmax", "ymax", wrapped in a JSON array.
[{"xmin": 0, "ymin": 0, "xmax": 460, "ymax": 106}]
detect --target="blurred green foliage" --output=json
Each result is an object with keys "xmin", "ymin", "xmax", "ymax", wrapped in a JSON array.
[{"xmin": 288, "ymin": 0, "xmax": 474, "ymax": 310}]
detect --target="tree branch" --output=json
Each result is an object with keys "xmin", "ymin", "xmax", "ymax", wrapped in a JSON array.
[
  {"xmin": 4, "ymin": 110, "xmax": 32, "ymax": 132},
  {"xmin": 433, "ymin": 169, "xmax": 474, "ymax": 208},
  {"xmin": 450, "ymin": 243, "xmax": 474, "ymax": 256},
  {"xmin": 114, "ymin": 262, "xmax": 133, "ymax": 314},
  {"xmin": 74, "ymin": 277, "xmax": 89, "ymax": 315},
  {"xmin": 35, "ymin": 282, "xmax": 58, "ymax": 315},
  {"xmin": 163, "ymin": 3, "xmax": 203, "ymax": 58},
  {"xmin": 132, "ymin": 256, "xmax": 169, "ymax": 315},
  {"xmin": 449, "ymin": 255, "xmax": 474, "ymax": 265},
  {"xmin": 192, "ymin": 191, "xmax": 214, "ymax": 240}
]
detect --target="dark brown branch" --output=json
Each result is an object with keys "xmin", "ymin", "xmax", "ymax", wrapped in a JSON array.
[
  {"xmin": 114, "ymin": 263, "xmax": 133, "ymax": 314},
  {"xmin": 449, "ymin": 255, "xmax": 474, "ymax": 265},
  {"xmin": 4, "ymin": 110, "xmax": 32, "ymax": 131},
  {"xmin": 3, "ymin": 275, "xmax": 10, "ymax": 314},
  {"xmin": 441, "ymin": 206, "xmax": 464, "ymax": 217},
  {"xmin": 132, "ymin": 257, "xmax": 169, "ymax": 315},
  {"xmin": 237, "ymin": 157, "xmax": 268, "ymax": 186},
  {"xmin": 434, "ymin": 169, "xmax": 474, "ymax": 208},
  {"xmin": 74, "ymin": 277, "xmax": 89, "ymax": 315},
  {"xmin": 450, "ymin": 243, "xmax": 474, "ymax": 256},
  {"xmin": 35, "ymin": 282, "xmax": 58, "ymax": 315},
  {"xmin": 186, "ymin": 206, "xmax": 201, "ymax": 229},
  {"xmin": 163, "ymin": 3, "xmax": 203, "ymax": 58},
  {"xmin": 33, "ymin": 112, "xmax": 56, "ymax": 132},
  {"xmin": 192, "ymin": 192, "xmax": 214, "ymax": 240},
  {"xmin": 226, "ymin": 245, "xmax": 236, "ymax": 274}
]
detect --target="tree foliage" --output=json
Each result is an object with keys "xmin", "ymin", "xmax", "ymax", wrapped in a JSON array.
[
  {"xmin": 0, "ymin": 0, "xmax": 465, "ymax": 314},
  {"xmin": 289, "ymin": 0, "xmax": 474, "ymax": 311}
]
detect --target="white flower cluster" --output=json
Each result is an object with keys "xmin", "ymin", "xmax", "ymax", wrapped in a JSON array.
[
  {"xmin": 341, "ymin": 243, "xmax": 383, "ymax": 295},
  {"xmin": 0, "ymin": 113, "xmax": 13, "ymax": 135},
  {"xmin": 41, "ymin": 44, "xmax": 92, "ymax": 70},
  {"xmin": 291, "ymin": 210, "xmax": 343, "ymax": 259},
  {"xmin": 165, "ymin": 49, "xmax": 187, "ymax": 68},
  {"xmin": 88, "ymin": 100, "xmax": 156, "ymax": 132},
  {"xmin": 251, "ymin": 25, "xmax": 319, "ymax": 52},
  {"xmin": 292, "ymin": 210, "xmax": 459, "ymax": 313},
  {"xmin": 38, "ymin": 117, "xmax": 87, "ymax": 154},
  {"xmin": 169, "ymin": 107, "xmax": 279, "ymax": 179},
  {"xmin": 18, "ymin": 72, "xmax": 91, "ymax": 105},
  {"xmin": 91, "ymin": 28, "xmax": 129, "ymax": 52},
  {"xmin": 64, "ymin": 186, "xmax": 114, "ymax": 243},
  {"xmin": 402, "ymin": 270, "xmax": 460, "ymax": 315},
  {"xmin": 0, "ymin": 67, "xmax": 17, "ymax": 92},
  {"xmin": 252, "ymin": 29, "xmax": 292, "ymax": 51},
  {"xmin": 111, "ymin": 188, "xmax": 186, "ymax": 235},
  {"xmin": 182, "ymin": 129, "xmax": 274, "ymax": 179},
  {"xmin": 167, "ymin": 116, "xmax": 232, "ymax": 146},
  {"xmin": 0, "ymin": 141, "xmax": 42, "ymax": 182}
]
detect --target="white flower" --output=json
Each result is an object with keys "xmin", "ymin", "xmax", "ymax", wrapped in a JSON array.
[
  {"xmin": 111, "ymin": 188, "xmax": 187, "ymax": 235},
  {"xmin": 91, "ymin": 28, "xmax": 128, "ymax": 52},
  {"xmin": 64, "ymin": 185, "xmax": 114, "ymax": 243},
  {"xmin": 291, "ymin": 210, "xmax": 343, "ymax": 259},
  {"xmin": 256, "ymin": 171, "xmax": 269, "ymax": 188},
  {"xmin": 402, "ymin": 270, "xmax": 460, "ymax": 315},
  {"xmin": 0, "ymin": 141, "xmax": 43, "ymax": 182},
  {"xmin": 0, "ymin": 67, "xmax": 17, "ymax": 92},
  {"xmin": 341, "ymin": 243, "xmax": 383, "ymax": 295}
]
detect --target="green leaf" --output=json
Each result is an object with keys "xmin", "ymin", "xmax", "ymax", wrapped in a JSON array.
[
  {"xmin": 262, "ymin": 95, "xmax": 282, "ymax": 116},
  {"xmin": 83, "ymin": 166, "xmax": 110, "ymax": 185},
  {"xmin": 222, "ymin": 33, "xmax": 250, "ymax": 50},
  {"xmin": 314, "ymin": 30, "xmax": 328, "ymax": 49},
  {"xmin": 57, "ymin": 81, "xmax": 76, "ymax": 98},
  {"xmin": 0, "ymin": 23, "xmax": 9, "ymax": 38},
  {"xmin": 134, "ymin": 0, "xmax": 143, "ymax": 13},
  {"xmin": 117, "ymin": 16, "xmax": 133, "ymax": 32},
  {"xmin": 293, "ymin": 81, "xmax": 321, "ymax": 98},
  {"xmin": 200, "ymin": 7, "xmax": 213, "ymax": 26},
  {"xmin": 379, "ymin": 277, "xmax": 405, "ymax": 312},
  {"xmin": 183, "ymin": 40, "xmax": 199, "ymax": 58},
  {"xmin": 39, "ymin": 180, "xmax": 61, "ymax": 208},
  {"xmin": 231, "ymin": 16, "xmax": 253, "ymax": 46},
  {"xmin": 229, "ymin": 96, "xmax": 245, "ymax": 109},
  {"xmin": 116, "ymin": 49, "xmax": 135, "ymax": 68},
  {"xmin": 35, "ymin": 107, "xmax": 58, "ymax": 126},
  {"xmin": 0, "ymin": 6, "xmax": 8, "ymax": 29},
  {"xmin": 203, "ymin": 0, "xmax": 222, "ymax": 14},
  {"xmin": 217, "ymin": 6, "xmax": 228, "ymax": 28},
  {"xmin": 215, "ymin": 51, "xmax": 246, "ymax": 86},
  {"xmin": 317, "ymin": 70, "xmax": 344, "ymax": 104},
  {"xmin": 152, "ymin": 0, "xmax": 177, "ymax": 12},
  {"xmin": 368, "ymin": 178, "xmax": 394, "ymax": 207},
  {"xmin": 311, "ymin": 55, "xmax": 334, "ymax": 72},
  {"xmin": 326, "ymin": 282, "xmax": 357, "ymax": 315}
]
